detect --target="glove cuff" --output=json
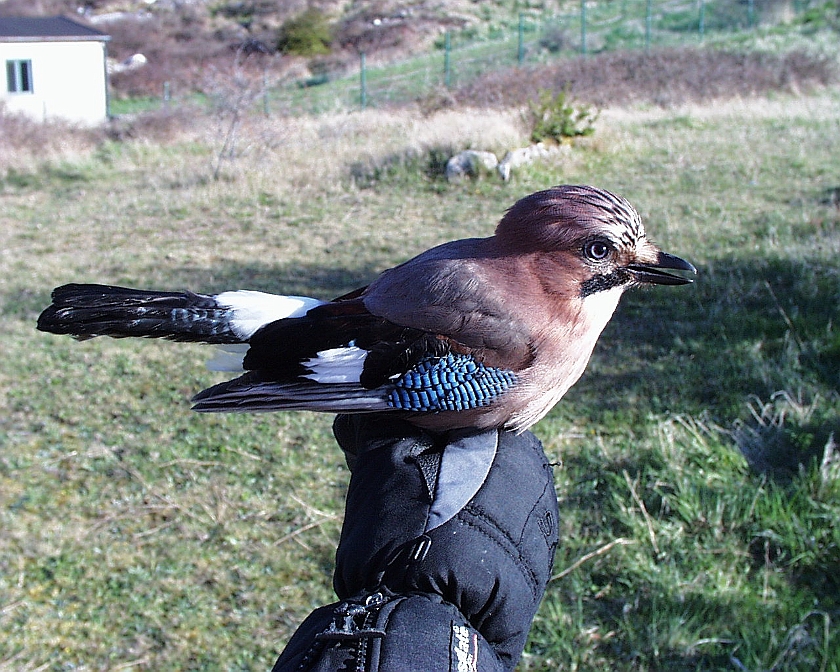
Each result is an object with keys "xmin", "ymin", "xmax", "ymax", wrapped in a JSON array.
[{"xmin": 272, "ymin": 590, "xmax": 507, "ymax": 672}]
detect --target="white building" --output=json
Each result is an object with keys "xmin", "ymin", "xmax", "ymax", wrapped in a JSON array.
[{"xmin": 0, "ymin": 16, "xmax": 110, "ymax": 125}]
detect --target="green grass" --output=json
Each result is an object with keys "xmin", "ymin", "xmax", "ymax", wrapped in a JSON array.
[
  {"xmin": 109, "ymin": 96, "xmax": 166, "ymax": 117},
  {"xmin": 2, "ymin": 86, "xmax": 840, "ymax": 670}
]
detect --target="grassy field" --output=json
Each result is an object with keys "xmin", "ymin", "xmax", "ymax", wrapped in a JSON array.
[{"xmin": 2, "ymin": 78, "xmax": 840, "ymax": 670}]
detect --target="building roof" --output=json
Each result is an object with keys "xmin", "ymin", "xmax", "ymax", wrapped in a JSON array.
[{"xmin": 0, "ymin": 16, "xmax": 109, "ymax": 42}]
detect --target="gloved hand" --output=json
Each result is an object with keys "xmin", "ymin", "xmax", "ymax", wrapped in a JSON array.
[{"xmin": 272, "ymin": 415, "xmax": 559, "ymax": 672}]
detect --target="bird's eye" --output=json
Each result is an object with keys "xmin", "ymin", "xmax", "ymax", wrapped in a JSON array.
[{"xmin": 585, "ymin": 240, "xmax": 612, "ymax": 261}]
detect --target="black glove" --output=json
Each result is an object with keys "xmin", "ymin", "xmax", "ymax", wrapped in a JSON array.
[{"xmin": 272, "ymin": 415, "xmax": 559, "ymax": 672}]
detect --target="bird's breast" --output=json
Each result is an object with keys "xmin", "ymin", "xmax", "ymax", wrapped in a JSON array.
[{"xmin": 501, "ymin": 285, "xmax": 626, "ymax": 431}]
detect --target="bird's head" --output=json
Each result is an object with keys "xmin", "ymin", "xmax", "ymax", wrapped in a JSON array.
[{"xmin": 495, "ymin": 185, "xmax": 696, "ymax": 299}]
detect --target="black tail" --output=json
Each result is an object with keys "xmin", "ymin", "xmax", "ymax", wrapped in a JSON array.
[{"xmin": 37, "ymin": 283, "xmax": 243, "ymax": 344}]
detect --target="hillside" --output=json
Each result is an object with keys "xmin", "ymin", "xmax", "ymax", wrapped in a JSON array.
[
  {"xmin": 1, "ymin": 0, "xmax": 833, "ymax": 99},
  {"xmin": 0, "ymin": 0, "xmax": 528, "ymax": 96}
]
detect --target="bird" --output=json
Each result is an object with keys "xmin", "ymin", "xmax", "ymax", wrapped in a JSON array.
[{"xmin": 37, "ymin": 185, "xmax": 695, "ymax": 433}]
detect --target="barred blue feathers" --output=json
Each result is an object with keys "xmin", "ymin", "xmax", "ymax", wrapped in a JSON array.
[{"xmin": 389, "ymin": 354, "xmax": 517, "ymax": 412}]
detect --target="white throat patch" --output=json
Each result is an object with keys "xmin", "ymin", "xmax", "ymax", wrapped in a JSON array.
[{"xmin": 581, "ymin": 285, "xmax": 624, "ymax": 334}]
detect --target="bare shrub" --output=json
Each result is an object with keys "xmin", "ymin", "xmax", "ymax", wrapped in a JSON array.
[
  {"xmin": 105, "ymin": 105, "xmax": 200, "ymax": 144},
  {"xmin": 0, "ymin": 105, "xmax": 103, "ymax": 178},
  {"xmin": 201, "ymin": 56, "xmax": 271, "ymax": 180},
  {"xmin": 456, "ymin": 48, "xmax": 839, "ymax": 108}
]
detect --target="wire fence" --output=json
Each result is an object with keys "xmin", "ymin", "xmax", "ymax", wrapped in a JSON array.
[{"xmin": 142, "ymin": 0, "xmax": 820, "ymax": 117}]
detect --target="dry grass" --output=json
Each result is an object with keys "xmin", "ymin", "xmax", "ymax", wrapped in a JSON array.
[
  {"xmin": 0, "ymin": 99, "xmax": 525, "ymax": 189},
  {"xmin": 104, "ymin": 106, "xmax": 527, "ymax": 196},
  {"xmin": 5, "ymin": 42, "xmax": 835, "ymax": 183},
  {"xmin": 599, "ymin": 89, "xmax": 840, "ymax": 123},
  {"xmin": 0, "ymin": 108, "xmax": 105, "ymax": 179}
]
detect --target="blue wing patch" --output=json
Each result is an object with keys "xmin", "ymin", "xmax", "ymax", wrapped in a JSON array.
[{"xmin": 388, "ymin": 354, "xmax": 516, "ymax": 412}]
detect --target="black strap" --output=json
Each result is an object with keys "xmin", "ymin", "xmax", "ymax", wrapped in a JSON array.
[{"xmin": 314, "ymin": 593, "xmax": 388, "ymax": 642}]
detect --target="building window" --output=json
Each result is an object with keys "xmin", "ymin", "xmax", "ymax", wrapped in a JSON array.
[{"xmin": 6, "ymin": 59, "xmax": 33, "ymax": 93}]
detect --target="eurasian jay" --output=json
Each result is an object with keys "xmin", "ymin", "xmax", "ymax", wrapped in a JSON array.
[{"xmin": 37, "ymin": 185, "xmax": 695, "ymax": 432}]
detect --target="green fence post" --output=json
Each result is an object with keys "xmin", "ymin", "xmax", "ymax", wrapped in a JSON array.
[
  {"xmin": 581, "ymin": 0, "xmax": 587, "ymax": 55},
  {"xmin": 262, "ymin": 69, "xmax": 269, "ymax": 116},
  {"xmin": 444, "ymin": 30, "xmax": 452, "ymax": 88},
  {"xmin": 518, "ymin": 13, "xmax": 525, "ymax": 64},
  {"xmin": 360, "ymin": 52, "xmax": 367, "ymax": 109},
  {"xmin": 580, "ymin": 0, "xmax": 586, "ymax": 56},
  {"xmin": 748, "ymin": 0, "xmax": 755, "ymax": 28},
  {"xmin": 645, "ymin": 0, "xmax": 652, "ymax": 51},
  {"xmin": 699, "ymin": 0, "xmax": 705, "ymax": 40}
]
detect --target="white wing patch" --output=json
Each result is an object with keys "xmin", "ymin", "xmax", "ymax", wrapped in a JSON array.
[
  {"xmin": 302, "ymin": 346, "xmax": 367, "ymax": 384},
  {"xmin": 215, "ymin": 291, "xmax": 324, "ymax": 339},
  {"xmin": 206, "ymin": 343, "xmax": 249, "ymax": 372}
]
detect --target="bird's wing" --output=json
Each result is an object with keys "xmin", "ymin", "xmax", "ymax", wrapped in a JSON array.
[
  {"xmin": 191, "ymin": 376, "xmax": 394, "ymax": 413},
  {"xmin": 192, "ymin": 296, "xmax": 520, "ymax": 416},
  {"xmin": 240, "ymin": 299, "xmax": 423, "ymax": 385},
  {"xmin": 190, "ymin": 239, "xmax": 535, "ymax": 418},
  {"xmin": 361, "ymin": 239, "xmax": 534, "ymax": 370}
]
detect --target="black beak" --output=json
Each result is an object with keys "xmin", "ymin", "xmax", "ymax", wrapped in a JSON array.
[{"xmin": 627, "ymin": 251, "xmax": 697, "ymax": 286}]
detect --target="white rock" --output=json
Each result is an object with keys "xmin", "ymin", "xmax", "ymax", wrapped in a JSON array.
[
  {"xmin": 498, "ymin": 142, "xmax": 568, "ymax": 181},
  {"xmin": 445, "ymin": 150, "xmax": 499, "ymax": 182}
]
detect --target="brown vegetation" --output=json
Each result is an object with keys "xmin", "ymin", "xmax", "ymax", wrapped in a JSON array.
[
  {"xmin": 454, "ymin": 48, "xmax": 839, "ymax": 108},
  {"xmin": 2, "ymin": 0, "xmax": 835, "ymax": 103}
]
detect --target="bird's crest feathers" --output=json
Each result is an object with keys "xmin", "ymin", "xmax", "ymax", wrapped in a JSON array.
[{"xmin": 495, "ymin": 185, "xmax": 643, "ymax": 253}]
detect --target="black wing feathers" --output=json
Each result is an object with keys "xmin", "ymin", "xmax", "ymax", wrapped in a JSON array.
[
  {"xmin": 191, "ymin": 375, "xmax": 390, "ymax": 413},
  {"xmin": 359, "ymin": 333, "xmax": 453, "ymax": 389},
  {"xmin": 39, "ymin": 282, "xmax": 490, "ymax": 417},
  {"xmin": 243, "ymin": 301, "xmax": 457, "ymax": 390}
]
